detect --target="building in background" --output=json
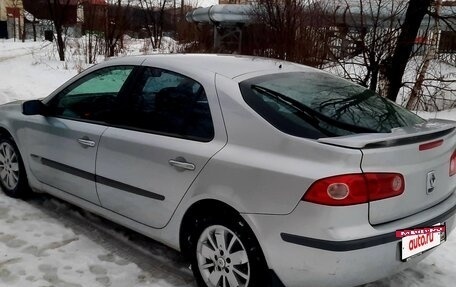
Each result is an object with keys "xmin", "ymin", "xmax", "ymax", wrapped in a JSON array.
[{"xmin": 0, "ymin": 0, "xmax": 24, "ymax": 40}]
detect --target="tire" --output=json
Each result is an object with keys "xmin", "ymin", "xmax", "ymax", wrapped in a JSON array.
[
  {"xmin": 0, "ymin": 135, "xmax": 30, "ymax": 198},
  {"xmin": 190, "ymin": 214, "xmax": 269, "ymax": 287}
]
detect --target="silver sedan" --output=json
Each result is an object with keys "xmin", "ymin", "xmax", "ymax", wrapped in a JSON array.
[{"xmin": 0, "ymin": 54, "xmax": 455, "ymax": 287}]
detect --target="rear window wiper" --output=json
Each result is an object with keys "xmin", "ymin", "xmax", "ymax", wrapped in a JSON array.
[
  {"xmin": 251, "ymin": 85, "xmax": 323, "ymax": 128},
  {"xmin": 251, "ymin": 85, "xmax": 377, "ymax": 134}
]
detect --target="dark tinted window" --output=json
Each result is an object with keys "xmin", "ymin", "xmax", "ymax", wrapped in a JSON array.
[
  {"xmin": 240, "ymin": 72, "xmax": 425, "ymax": 138},
  {"xmin": 48, "ymin": 66, "xmax": 134, "ymax": 122},
  {"xmin": 122, "ymin": 67, "xmax": 214, "ymax": 142}
]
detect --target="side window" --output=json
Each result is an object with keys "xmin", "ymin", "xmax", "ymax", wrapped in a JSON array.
[
  {"xmin": 48, "ymin": 66, "xmax": 134, "ymax": 122},
  {"xmin": 123, "ymin": 67, "xmax": 214, "ymax": 142}
]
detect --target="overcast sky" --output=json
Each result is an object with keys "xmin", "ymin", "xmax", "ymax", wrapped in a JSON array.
[{"xmin": 194, "ymin": 0, "xmax": 218, "ymax": 7}]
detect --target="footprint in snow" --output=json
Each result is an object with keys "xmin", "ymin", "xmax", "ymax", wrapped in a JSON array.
[
  {"xmin": 38, "ymin": 264, "xmax": 82, "ymax": 287},
  {"xmin": 0, "ymin": 234, "xmax": 27, "ymax": 248},
  {"xmin": 89, "ymin": 265, "xmax": 107, "ymax": 276}
]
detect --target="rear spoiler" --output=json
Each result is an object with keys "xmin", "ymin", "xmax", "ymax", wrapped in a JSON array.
[{"xmin": 318, "ymin": 119, "xmax": 456, "ymax": 149}]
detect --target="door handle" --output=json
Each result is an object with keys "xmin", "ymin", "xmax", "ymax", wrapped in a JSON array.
[
  {"xmin": 78, "ymin": 138, "xmax": 96, "ymax": 147},
  {"xmin": 169, "ymin": 158, "xmax": 195, "ymax": 171}
]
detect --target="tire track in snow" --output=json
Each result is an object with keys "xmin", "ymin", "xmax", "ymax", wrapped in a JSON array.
[
  {"xmin": 0, "ymin": 43, "xmax": 51, "ymax": 63},
  {"xmin": 0, "ymin": 52, "xmax": 31, "ymax": 63}
]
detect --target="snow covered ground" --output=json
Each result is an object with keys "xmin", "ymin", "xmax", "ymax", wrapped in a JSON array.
[
  {"xmin": 0, "ymin": 193, "xmax": 194, "ymax": 287},
  {"xmin": 0, "ymin": 39, "xmax": 455, "ymax": 287}
]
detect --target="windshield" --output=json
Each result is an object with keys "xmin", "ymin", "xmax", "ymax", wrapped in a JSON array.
[{"xmin": 240, "ymin": 72, "xmax": 425, "ymax": 138}]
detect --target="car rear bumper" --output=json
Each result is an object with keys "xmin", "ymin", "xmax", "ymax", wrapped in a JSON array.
[{"xmin": 243, "ymin": 192, "xmax": 456, "ymax": 287}]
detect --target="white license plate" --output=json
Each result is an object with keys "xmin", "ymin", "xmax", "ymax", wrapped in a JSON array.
[{"xmin": 401, "ymin": 224, "xmax": 446, "ymax": 261}]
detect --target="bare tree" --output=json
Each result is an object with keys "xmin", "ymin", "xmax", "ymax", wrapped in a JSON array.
[
  {"xmin": 251, "ymin": 0, "xmax": 331, "ymax": 65},
  {"xmin": 45, "ymin": 0, "xmax": 76, "ymax": 61},
  {"xmin": 320, "ymin": 0, "xmax": 408, "ymax": 92},
  {"xmin": 254, "ymin": 0, "xmax": 304, "ymax": 60},
  {"xmin": 140, "ymin": 0, "xmax": 169, "ymax": 50},
  {"xmin": 80, "ymin": 1, "xmax": 105, "ymax": 63},
  {"xmin": 23, "ymin": 10, "xmax": 38, "ymax": 42},
  {"xmin": 186, "ymin": 0, "xmax": 454, "ymax": 110},
  {"xmin": 401, "ymin": 56, "xmax": 456, "ymax": 111},
  {"xmin": 317, "ymin": 0, "xmax": 455, "ymax": 110},
  {"xmin": 104, "ymin": 0, "xmax": 133, "ymax": 57},
  {"xmin": 382, "ymin": 0, "xmax": 432, "ymax": 101},
  {"xmin": 406, "ymin": 0, "xmax": 443, "ymax": 109},
  {"xmin": 175, "ymin": 0, "xmax": 201, "ymax": 47}
]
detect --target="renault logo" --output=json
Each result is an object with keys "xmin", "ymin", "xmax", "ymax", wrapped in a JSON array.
[{"xmin": 427, "ymin": 171, "xmax": 436, "ymax": 194}]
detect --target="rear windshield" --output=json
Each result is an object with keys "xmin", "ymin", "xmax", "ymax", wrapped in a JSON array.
[{"xmin": 240, "ymin": 72, "xmax": 425, "ymax": 139}]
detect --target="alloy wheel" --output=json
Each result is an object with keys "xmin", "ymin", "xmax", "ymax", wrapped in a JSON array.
[
  {"xmin": 0, "ymin": 142, "xmax": 19, "ymax": 190},
  {"xmin": 196, "ymin": 225, "xmax": 250, "ymax": 287}
]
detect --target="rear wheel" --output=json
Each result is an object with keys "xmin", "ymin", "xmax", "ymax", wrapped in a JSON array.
[
  {"xmin": 190, "ymin": 215, "xmax": 269, "ymax": 287},
  {"xmin": 0, "ymin": 136, "xmax": 30, "ymax": 198}
]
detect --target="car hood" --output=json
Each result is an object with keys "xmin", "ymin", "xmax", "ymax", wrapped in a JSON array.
[
  {"xmin": 0, "ymin": 100, "xmax": 27, "ymax": 118},
  {"xmin": 0, "ymin": 100, "xmax": 25, "ymax": 108}
]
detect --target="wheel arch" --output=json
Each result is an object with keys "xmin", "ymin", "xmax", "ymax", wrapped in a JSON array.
[
  {"xmin": 0, "ymin": 126, "xmax": 13, "ymax": 138},
  {"xmin": 0, "ymin": 124, "xmax": 34, "ymax": 197},
  {"xmin": 0, "ymin": 125, "xmax": 27, "ymax": 165},
  {"xmin": 179, "ymin": 199, "xmax": 266, "ymax": 262},
  {"xmin": 179, "ymin": 198, "xmax": 279, "ymax": 286},
  {"xmin": 0, "ymin": 125, "xmax": 22, "ymax": 150}
]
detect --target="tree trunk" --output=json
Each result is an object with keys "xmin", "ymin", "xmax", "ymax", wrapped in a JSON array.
[
  {"xmin": 88, "ymin": 33, "xmax": 93, "ymax": 64},
  {"xmin": 32, "ymin": 17, "xmax": 37, "ymax": 42},
  {"xmin": 384, "ymin": 0, "xmax": 431, "ymax": 102},
  {"xmin": 56, "ymin": 26, "xmax": 65, "ymax": 61},
  {"xmin": 369, "ymin": 65, "xmax": 379, "ymax": 91},
  {"xmin": 46, "ymin": 0, "xmax": 66, "ymax": 61},
  {"xmin": 406, "ymin": 0, "xmax": 441, "ymax": 110},
  {"xmin": 22, "ymin": 17, "xmax": 26, "ymax": 43}
]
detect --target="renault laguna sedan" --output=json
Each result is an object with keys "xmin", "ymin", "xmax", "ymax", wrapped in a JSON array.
[{"xmin": 0, "ymin": 54, "xmax": 455, "ymax": 287}]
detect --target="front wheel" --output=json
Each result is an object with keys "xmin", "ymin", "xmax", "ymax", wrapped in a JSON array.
[
  {"xmin": 0, "ymin": 136, "xmax": 30, "ymax": 198},
  {"xmin": 191, "ymin": 216, "xmax": 269, "ymax": 287}
]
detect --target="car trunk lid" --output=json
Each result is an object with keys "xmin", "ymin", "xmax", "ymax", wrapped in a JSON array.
[{"xmin": 319, "ymin": 119, "xmax": 456, "ymax": 225}]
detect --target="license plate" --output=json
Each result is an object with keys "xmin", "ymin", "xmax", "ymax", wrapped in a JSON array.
[{"xmin": 400, "ymin": 223, "xmax": 446, "ymax": 261}]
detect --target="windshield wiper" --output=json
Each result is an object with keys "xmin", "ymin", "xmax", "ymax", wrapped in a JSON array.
[{"xmin": 251, "ymin": 85, "xmax": 376, "ymax": 134}]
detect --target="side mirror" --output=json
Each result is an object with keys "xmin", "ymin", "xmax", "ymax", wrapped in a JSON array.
[{"xmin": 22, "ymin": 100, "xmax": 47, "ymax": 116}]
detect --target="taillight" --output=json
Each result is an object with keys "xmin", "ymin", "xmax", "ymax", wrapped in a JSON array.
[
  {"xmin": 303, "ymin": 173, "xmax": 405, "ymax": 206},
  {"xmin": 364, "ymin": 173, "xmax": 404, "ymax": 201},
  {"xmin": 450, "ymin": 150, "xmax": 456, "ymax": 176}
]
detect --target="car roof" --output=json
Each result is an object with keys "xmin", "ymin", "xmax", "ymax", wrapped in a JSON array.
[{"xmin": 105, "ymin": 54, "xmax": 317, "ymax": 79}]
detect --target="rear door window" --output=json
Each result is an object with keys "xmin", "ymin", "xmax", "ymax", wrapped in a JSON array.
[
  {"xmin": 119, "ymin": 67, "xmax": 214, "ymax": 142},
  {"xmin": 240, "ymin": 72, "xmax": 425, "ymax": 139}
]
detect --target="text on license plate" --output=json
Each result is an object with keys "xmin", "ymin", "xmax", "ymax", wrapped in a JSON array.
[{"xmin": 399, "ymin": 224, "xmax": 446, "ymax": 261}]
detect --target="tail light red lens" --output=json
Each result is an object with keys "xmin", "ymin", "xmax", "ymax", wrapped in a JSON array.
[
  {"xmin": 303, "ymin": 174, "xmax": 368, "ymax": 206},
  {"xmin": 364, "ymin": 173, "xmax": 404, "ymax": 201},
  {"xmin": 450, "ymin": 150, "xmax": 456, "ymax": 176},
  {"xmin": 303, "ymin": 173, "xmax": 405, "ymax": 206}
]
